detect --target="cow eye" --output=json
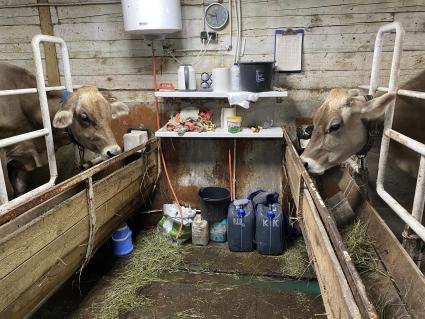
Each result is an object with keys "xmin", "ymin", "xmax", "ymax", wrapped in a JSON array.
[
  {"xmin": 80, "ymin": 112, "xmax": 90, "ymax": 123},
  {"xmin": 329, "ymin": 123, "xmax": 341, "ymax": 133}
]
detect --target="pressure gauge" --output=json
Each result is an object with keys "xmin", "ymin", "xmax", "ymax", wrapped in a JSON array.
[{"xmin": 205, "ymin": 3, "xmax": 229, "ymax": 30}]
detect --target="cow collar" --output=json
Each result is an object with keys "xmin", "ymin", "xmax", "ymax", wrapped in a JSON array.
[{"xmin": 356, "ymin": 95, "xmax": 379, "ymax": 157}]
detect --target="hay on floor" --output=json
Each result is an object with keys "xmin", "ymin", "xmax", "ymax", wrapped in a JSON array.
[{"xmin": 88, "ymin": 231, "xmax": 184, "ymax": 319}]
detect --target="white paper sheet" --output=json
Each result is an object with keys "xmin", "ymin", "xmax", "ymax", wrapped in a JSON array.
[{"xmin": 275, "ymin": 30, "xmax": 303, "ymax": 72}]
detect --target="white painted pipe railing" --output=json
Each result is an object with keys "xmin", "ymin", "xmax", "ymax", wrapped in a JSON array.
[
  {"xmin": 0, "ymin": 35, "xmax": 74, "ymax": 215},
  {"xmin": 366, "ymin": 22, "xmax": 425, "ymax": 242},
  {"xmin": 359, "ymin": 85, "xmax": 425, "ymax": 100}
]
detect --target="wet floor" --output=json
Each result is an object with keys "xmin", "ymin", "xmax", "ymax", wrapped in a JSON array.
[
  {"xmin": 33, "ymin": 229, "xmax": 325, "ymax": 319},
  {"xmin": 123, "ymin": 272, "xmax": 324, "ymax": 319}
]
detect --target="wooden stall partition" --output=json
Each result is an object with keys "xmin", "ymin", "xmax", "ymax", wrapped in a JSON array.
[
  {"xmin": 285, "ymin": 145, "xmax": 361, "ymax": 318},
  {"xmin": 322, "ymin": 169, "xmax": 425, "ymax": 318},
  {"xmin": 0, "ymin": 139, "xmax": 159, "ymax": 318}
]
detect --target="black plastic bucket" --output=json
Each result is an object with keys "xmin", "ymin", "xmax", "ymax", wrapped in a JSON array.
[
  {"xmin": 198, "ymin": 187, "xmax": 231, "ymax": 222},
  {"xmin": 239, "ymin": 62, "xmax": 274, "ymax": 92}
]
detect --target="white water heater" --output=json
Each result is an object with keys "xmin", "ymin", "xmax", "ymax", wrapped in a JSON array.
[{"xmin": 121, "ymin": 0, "xmax": 182, "ymax": 35}]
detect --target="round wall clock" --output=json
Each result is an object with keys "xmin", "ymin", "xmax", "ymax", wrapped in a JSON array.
[{"xmin": 204, "ymin": 3, "xmax": 229, "ymax": 30}]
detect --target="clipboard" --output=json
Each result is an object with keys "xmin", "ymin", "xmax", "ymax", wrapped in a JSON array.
[{"xmin": 274, "ymin": 29, "xmax": 304, "ymax": 72}]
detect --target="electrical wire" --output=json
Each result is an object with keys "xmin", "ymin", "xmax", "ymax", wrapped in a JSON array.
[
  {"xmin": 233, "ymin": 0, "xmax": 240, "ymax": 63},
  {"xmin": 152, "ymin": 43, "xmax": 184, "ymax": 239},
  {"xmin": 228, "ymin": 149, "xmax": 233, "ymax": 201},
  {"xmin": 191, "ymin": 35, "xmax": 212, "ymax": 66},
  {"xmin": 166, "ymin": 35, "xmax": 213, "ymax": 67}
]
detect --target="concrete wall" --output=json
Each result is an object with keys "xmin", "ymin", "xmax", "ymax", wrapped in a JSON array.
[{"xmin": 1, "ymin": 0, "xmax": 425, "ymax": 208}]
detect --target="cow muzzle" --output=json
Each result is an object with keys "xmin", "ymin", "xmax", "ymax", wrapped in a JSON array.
[
  {"xmin": 300, "ymin": 155, "xmax": 325, "ymax": 175},
  {"xmin": 102, "ymin": 145, "xmax": 122, "ymax": 158}
]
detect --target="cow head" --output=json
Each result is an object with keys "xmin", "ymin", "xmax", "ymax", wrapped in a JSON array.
[
  {"xmin": 52, "ymin": 85, "xmax": 129, "ymax": 158},
  {"xmin": 300, "ymin": 88, "xmax": 396, "ymax": 174}
]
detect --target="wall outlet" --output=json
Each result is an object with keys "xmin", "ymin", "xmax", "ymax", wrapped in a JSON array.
[
  {"xmin": 200, "ymin": 31, "xmax": 208, "ymax": 41},
  {"xmin": 208, "ymin": 32, "xmax": 217, "ymax": 41}
]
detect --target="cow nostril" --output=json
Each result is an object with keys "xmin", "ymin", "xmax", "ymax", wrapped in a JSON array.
[
  {"xmin": 106, "ymin": 151, "xmax": 114, "ymax": 158},
  {"xmin": 304, "ymin": 162, "xmax": 309, "ymax": 169}
]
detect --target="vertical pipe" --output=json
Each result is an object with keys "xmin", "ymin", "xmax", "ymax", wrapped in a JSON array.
[
  {"xmin": 375, "ymin": 23, "xmax": 404, "ymax": 196},
  {"xmin": 233, "ymin": 138, "xmax": 236, "ymax": 199},
  {"xmin": 32, "ymin": 35, "xmax": 59, "ymax": 185},
  {"xmin": 60, "ymin": 41, "xmax": 74, "ymax": 93},
  {"xmin": 228, "ymin": 0, "xmax": 232, "ymax": 51},
  {"xmin": 0, "ymin": 158, "xmax": 8, "ymax": 204},
  {"xmin": 412, "ymin": 156, "xmax": 425, "ymax": 222}
]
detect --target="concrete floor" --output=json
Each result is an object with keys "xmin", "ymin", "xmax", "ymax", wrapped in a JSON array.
[{"xmin": 33, "ymin": 227, "xmax": 324, "ymax": 319}]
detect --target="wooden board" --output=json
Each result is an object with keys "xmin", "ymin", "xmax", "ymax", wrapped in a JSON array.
[
  {"xmin": 2, "ymin": 0, "xmax": 425, "ymax": 109},
  {"xmin": 37, "ymin": 0, "xmax": 60, "ymax": 86},
  {"xmin": 0, "ymin": 147, "xmax": 158, "ymax": 317},
  {"xmin": 0, "ymin": 158, "xmax": 148, "ymax": 280},
  {"xmin": 285, "ymin": 145, "xmax": 361, "ymax": 317},
  {"xmin": 302, "ymin": 190, "xmax": 361, "ymax": 318},
  {"xmin": 329, "ymin": 170, "xmax": 425, "ymax": 318}
]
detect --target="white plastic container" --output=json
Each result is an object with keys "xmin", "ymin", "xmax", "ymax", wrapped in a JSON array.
[
  {"xmin": 192, "ymin": 214, "xmax": 209, "ymax": 246},
  {"xmin": 220, "ymin": 107, "xmax": 236, "ymax": 130},
  {"xmin": 212, "ymin": 67, "xmax": 231, "ymax": 92},
  {"xmin": 121, "ymin": 0, "xmax": 182, "ymax": 35},
  {"xmin": 231, "ymin": 63, "xmax": 241, "ymax": 92}
]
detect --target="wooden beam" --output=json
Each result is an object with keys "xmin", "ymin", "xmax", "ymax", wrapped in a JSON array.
[{"xmin": 37, "ymin": 0, "xmax": 60, "ymax": 86}]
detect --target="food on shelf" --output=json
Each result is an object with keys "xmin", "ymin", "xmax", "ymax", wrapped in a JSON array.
[{"xmin": 165, "ymin": 107, "xmax": 216, "ymax": 136}]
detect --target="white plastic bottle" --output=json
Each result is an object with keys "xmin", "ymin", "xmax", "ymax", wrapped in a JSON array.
[{"xmin": 231, "ymin": 63, "xmax": 241, "ymax": 92}]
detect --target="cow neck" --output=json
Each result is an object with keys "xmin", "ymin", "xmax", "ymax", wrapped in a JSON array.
[
  {"xmin": 356, "ymin": 95, "xmax": 378, "ymax": 157},
  {"xmin": 60, "ymin": 90, "xmax": 84, "ymax": 150}
]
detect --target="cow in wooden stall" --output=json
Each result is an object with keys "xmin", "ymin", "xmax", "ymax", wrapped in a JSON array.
[
  {"xmin": 300, "ymin": 71, "xmax": 425, "ymax": 178},
  {"xmin": 0, "ymin": 63, "xmax": 130, "ymax": 198}
]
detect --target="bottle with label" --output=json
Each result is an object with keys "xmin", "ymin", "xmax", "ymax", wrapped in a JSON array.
[
  {"xmin": 227, "ymin": 199, "xmax": 255, "ymax": 252},
  {"xmin": 255, "ymin": 203, "xmax": 285, "ymax": 255},
  {"xmin": 231, "ymin": 63, "xmax": 241, "ymax": 92}
]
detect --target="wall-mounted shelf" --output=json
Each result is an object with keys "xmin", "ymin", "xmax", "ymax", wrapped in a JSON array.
[
  {"xmin": 155, "ymin": 91, "xmax": 288, "ymax": 98},
  {"xmin": 155, "ymin": 127, "xmax": 283, "ymax": 139}
]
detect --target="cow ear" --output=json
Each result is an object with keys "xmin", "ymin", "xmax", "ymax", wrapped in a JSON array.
[
  {"xmin": 356, "ymin": 93, "xmax": 396, "ymax": 120},
  {"xmin": 111, "ymin": 102, "xmax": 129, "ymax": 119},
  {"xmin": 53, "ymin": 110, "xmax": 73, "ymax": 128}
]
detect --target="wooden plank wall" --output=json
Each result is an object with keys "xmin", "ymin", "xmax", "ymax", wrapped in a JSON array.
[
  {"xmin": 1, "ymin": 0, "xmax": 424, "ymax": 108},
  {"xmin": 0, "ymin": 0, "xmax": 424, "ymax": 206}
]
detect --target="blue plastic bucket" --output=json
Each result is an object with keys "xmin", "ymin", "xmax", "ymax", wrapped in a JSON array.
[
  {"xmin": 113, "ymin": 224, "xmax": 131, "ymax": 240},
  {"xmin": 111, "ymin": 225, "xmax": 133, "ymax": 256}
]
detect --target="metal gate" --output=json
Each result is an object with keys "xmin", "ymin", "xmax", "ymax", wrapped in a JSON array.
[
  {"xmin": 360, "ymin": 22, "xmax": 425, "ymax": 243},
  {"xmin": 0, "ymin": 34, "xmax": 75, "ymax": 215}
]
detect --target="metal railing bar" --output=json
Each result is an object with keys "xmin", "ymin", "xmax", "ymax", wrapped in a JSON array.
[
  {"xmin": 0, "ymin": 85, "xmax": 81, "ymax": 97},
  {"xmin": 412, "ymin": 156, "xmax": 425, "ymax": 222},
  {"xmin": 376, "ymin": 186, "xmax": 425, "ymax": 242},
  {"xmin": 359, "ymin": 85, "xmax": 425, "ymax": 100},
  {"xmin": 385, "ymin": 129, "xmax": 425, "ymax": 157},
  {"xmin": 0, "ymin": 129, "xmax": 49, "ymax": 149},
  {"xmin": 367, "ymin": 21, "xmax": 425, "ymax": 250}
]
